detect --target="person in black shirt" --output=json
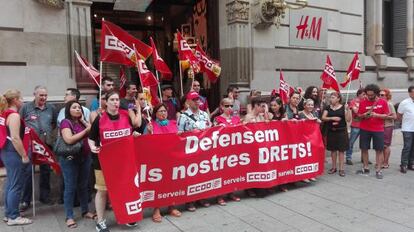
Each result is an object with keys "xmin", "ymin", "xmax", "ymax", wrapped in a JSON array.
[{"xmin": 322, "ymin": 92, "xmax": 351, "ymax": 177}]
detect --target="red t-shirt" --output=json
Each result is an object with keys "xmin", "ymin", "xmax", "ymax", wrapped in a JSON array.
[
  {"xmin": 349, "ymin": 98, "xmax": 361, "ymax": 128},
  {"xmin": 358, "ymin": 98, "xmax": 389, "ymax": 132}
]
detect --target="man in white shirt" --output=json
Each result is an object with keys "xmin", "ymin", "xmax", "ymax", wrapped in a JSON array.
[
  {"xmin": 57, "ymin": 88, "xmax": 90, "ymax": 126},
  {"xmin": 397, "ymin": 86, "xmax": 414, "ymax": 173}
]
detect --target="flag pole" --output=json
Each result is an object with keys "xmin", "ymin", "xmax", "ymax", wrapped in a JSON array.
[
  {"xmin": 179, "ymin": 61, "xmax": 184, "ymax": 97},
  {"xmin": 99, "ymin": 17, "xmax": 105, "ymax": 109},
  {"xmin": 345, "ymin": 78, "xmax": 352, "ymax": 104},
  {"xmin": 32, "ymin": 162, "xmax": 36, "ymax": 217},
  {"xmin": 133, "ymin": 43, "xmax": 152, "ymax": 116},
  {"xmin": 155, "ymin": 70, "xmax": 163, "ymax": 103}
]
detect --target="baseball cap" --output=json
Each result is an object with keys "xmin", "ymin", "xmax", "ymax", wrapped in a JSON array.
[{"xmin": 186, "ymin": 91, "xmax": 200, "ymax": 100}]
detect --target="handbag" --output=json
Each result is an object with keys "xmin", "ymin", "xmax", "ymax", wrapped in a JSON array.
[{"xmin": 53, "ymin": 120, "xmax": 83, "ymax": 160}]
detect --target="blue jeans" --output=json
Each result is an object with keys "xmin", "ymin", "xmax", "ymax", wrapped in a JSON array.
[
  {"xmin": 20, "ymin": 156, "xmax": 51, "ymax": 204},
  {"xmin": 60, "ymin": 155, "xmax": 91, "ymax": 219},
  {"xmin": 1, "ymin": 150, "xmax": 24, "ymax": 220},
  {"xmin": 401, "ymin": 132, "xmax": 414, "ymax": 166},
  {"xmin": 346, "ymin": 127, "xmax": 360, "ymax": 160}
]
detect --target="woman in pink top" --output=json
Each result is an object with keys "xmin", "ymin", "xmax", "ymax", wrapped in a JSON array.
[
  {"xmin": 213, "ymin": 98, "xmax": 241, "ymax": 205},
  {"xmin": 146, "ymin": 103, "xmax": 181, "ymax": 222}
]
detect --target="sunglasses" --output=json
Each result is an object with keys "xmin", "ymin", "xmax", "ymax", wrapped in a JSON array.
[
  {"xmin": 380, "ymin": 94, "xmax": 386, "ymax": 97},
  {"xmin": 192, "ymin": 98, "xmax": 200, "ymax": 101},
  {"xmin": 224, "ymin": 104, "xmax": 233, "ymax": 108}
]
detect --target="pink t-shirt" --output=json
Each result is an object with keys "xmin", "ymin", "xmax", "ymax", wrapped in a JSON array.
[{"xmin": 358, "ymin": 98, "xmax": 389, "ymax": 132}]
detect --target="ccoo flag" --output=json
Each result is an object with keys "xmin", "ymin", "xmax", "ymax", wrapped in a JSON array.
[
  {"xmin": 340, "ymin": 52, "xmax": 361, "ymax": 88},
  {"xmin": 320, "ymin": 55, "xmax": 340, "ymax": 92}
]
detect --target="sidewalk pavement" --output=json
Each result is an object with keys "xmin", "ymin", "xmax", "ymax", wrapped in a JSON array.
[{"xmin": 2, "ymin": 130, "xmax": 414, "ymax": 232}]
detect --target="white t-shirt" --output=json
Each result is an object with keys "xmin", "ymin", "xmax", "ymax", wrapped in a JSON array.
[
  {"xmin": 57, "ymin": 106, "xmax": 91, "ymax": 127},
  {"xmin": 397, "ymin": 98, "xmax": 414, "ymax": 132}
]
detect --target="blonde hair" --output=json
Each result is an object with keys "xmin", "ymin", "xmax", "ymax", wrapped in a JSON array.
[
  {"xmin": 220, "ymin": 97, "xmax": 234, "ymax": 106},
  {"xmin": 0, "ymin": 89, "xmax": 21, "ymax": 114}
]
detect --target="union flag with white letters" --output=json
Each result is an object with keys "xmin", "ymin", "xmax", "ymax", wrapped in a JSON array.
[
  {"xmin": 100, "ymin": 20, "xmax": 152, "ymax": 66},
  {"xmin": 194, "ymin": 44, "xmax": 221, "ymax": 83},
  {"xmin": 176, "ymin": 31, "xmax": 200, "ymax": 73},
  {"xmin": 340, "ymin": 52, "xmax": 361, "ymax": 88},
  {"xmin": 320, "ymin": 55, "xmax": 340, "ymax": 92}
]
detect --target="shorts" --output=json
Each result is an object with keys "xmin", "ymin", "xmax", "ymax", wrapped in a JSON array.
[
  {"xmin": 384, "ymin": 126, "xmax": 394, "ymax": 147},
  {"xmin": 359, "ymin": 129, "xmax": 384, "ymax": 151},
  {"xmin": 94, "ymin": 170, "xmax": 107, "ymax": 191}
]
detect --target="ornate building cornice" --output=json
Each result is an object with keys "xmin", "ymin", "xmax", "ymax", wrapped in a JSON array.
[
  {"xmin": 226, "ymin": 0, "xmax": 250, "ymax": 25},
  {"xmin": 35, "ymin": 0, "xmax": 65, "ymax": 9}
]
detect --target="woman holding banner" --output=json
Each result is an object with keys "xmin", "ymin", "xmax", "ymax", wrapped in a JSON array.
[
  {"xmin": 322, "ymin": 92, "xmax": 351, "ymax": 177},
  {"xmin": 59, "ymin": 100, "xmax": 95, "ymax": 228},
  {"xmin": 146, "ymin": 103, "xmax": 182, "ymax": 222},
  {"xmin": 243, "ymin": 96, "xmax": 269, "ymax": 197},
  {"xmin": 213, "ymin": 98, "xmax": 241, "ymax": 205},
  {"xmin": 88, "ymin": 91, "xmax": 141, "ymax": 232},
  {"xmin": 285, "ymin": 91, "xmax": 301, "ymax": 120},
  {"xmin": 0, "ymin": 89, "xmax": 32, "ymax": 226},
  {"xmin": 269, "ymin": 97, "xmax": 287, "ymax": 121}
]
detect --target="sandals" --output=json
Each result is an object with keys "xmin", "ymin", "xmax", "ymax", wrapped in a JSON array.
[
  {"xmin": 66, "ymin": 219, "xmax": 77, "ymax": 229},
  {"xmin": 7, "ymin": 216, "xmax": 32, "ymax": 226},
  {"xmin": 82, "ymin": 212, "xmax": 97, "ymax": 220},
  {"xmin": 228, "ymin": 194, "xmax": 241, "ymax": 202},
  {"xmin": 168, "ymin": 208, "xmax": 182, "ymax": 217},
  {"xmin": 382, "ymin": 164, "xmax": 389, "ymax": 169},
  {"xmin": 185, "ymin": 202, "xmax": 196, "ymax": 212},
  {"xmin": 328, "ymin": 168, "xmax": 337, "ymax": 174},
  {"xmin": 217, "ymin": 198, "xmax": 227, "ymax": 206},
  {"xmin": 152, "ymin": 213, "xmax": 162, "ymax": 223},
  {"xmin": 279, "ymin": 185, "xmax": 288, "ymax": 192},
  {"xmin": 339, "ymin": 170, "xmax": 346, "ymax": 177},
  {"xmin": 198, "ymin": 200, "xmax": 210, "ymax": 207}
]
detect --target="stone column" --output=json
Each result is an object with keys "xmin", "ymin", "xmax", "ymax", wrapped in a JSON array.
[
  {"xmin": 66, "ymin": 0, "xmax": 94, "ymax": 89},
  {"xmin": 406, "ymin": 0, "xmax": 414, "ymax": 79},
  {"xmin": 373, "ymin": 0, "xmax": 387, "ymax": 77},
  {"xmin": 219, "ymin": 0, "xmax": 252, "ymax": 98}
]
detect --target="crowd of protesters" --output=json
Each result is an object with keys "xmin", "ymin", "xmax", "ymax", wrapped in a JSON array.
[{"xmin": 1, "ymin": 74, "xmax": 414, "ymax": 231}]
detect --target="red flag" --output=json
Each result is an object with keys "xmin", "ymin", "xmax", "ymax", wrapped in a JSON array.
[
  {"xmin": 194, "ymin": 44, "xmax": 221, "ymax": 83},
  {"xmin": 150, "ymin": 37, "xmax": 172, "ymax": 80},
  {"xmin": 278, "ymin": 70, "xmax": 291, "ymax": 104},
  {"xmin": 119, "ymin": 66, "xmax": 127, "ymax": 98},
  {"xmin": 100, "ymin": 20, "xmax": 152, "ymax": 66},
  {"xmin": 30, "ymin": 129, "xmax": 61, "ymax": 174},
  {"xmin": 143, "ymin": 85, "xmax": 160, "ymax": 107},
  {"xmin": 320, "ymin": 55, "xmax": 340, "ymax": 92},
  {"xmin": 134, "ymin": 45, "xmax": 160, "ymax": 105},
  {"xmin": 135, "ymin": 50, "xmax": 159, "ymax": 87},
  {"xmin": 176, "ymin": 31, "xmax": 200, "ymax": 73},
  {"xmin": 340, "ymin": 52, "xmax": 361, "ymax": 88},
  {"xmin": 74, "ymin": 51, "xmax": 100, "ymax": 86}
]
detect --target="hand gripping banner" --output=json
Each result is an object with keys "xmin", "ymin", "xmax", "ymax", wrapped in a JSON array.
[{"xmin": 99, "ymin": 121, "xmax": 325, "ymax": 224}]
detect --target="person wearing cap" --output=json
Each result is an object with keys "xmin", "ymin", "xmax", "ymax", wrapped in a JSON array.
[
  {"xmin": 191, "ymin": 80, "xmax": 210, "ymax": 115},
  {"xmin": 161, "ymin": 84, "xmax": 181, "ymax": 120},
  {"xmin": 177, "ymin": 91, "xmax": 211, "ymax": 211}
]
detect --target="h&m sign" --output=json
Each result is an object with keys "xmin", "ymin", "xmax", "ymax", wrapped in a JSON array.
[{"xmin": 289, "ymin": 9, "xmax": 328, "ymax": 48}]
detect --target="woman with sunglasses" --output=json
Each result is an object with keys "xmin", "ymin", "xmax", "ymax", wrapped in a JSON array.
[
  {"xmin": 380, "ymin": 89, "xmax": 397, "ymax": 169},
  {"xmin": 213, "ymin": 98, "xmax": 241, "ymax": 205}
]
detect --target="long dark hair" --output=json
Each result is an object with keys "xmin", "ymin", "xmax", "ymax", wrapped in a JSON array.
[
  {"xmin": 65, "ymin": 100, "xmax": 84, "ymax": 121},
  {"xmin": 269, "ymin": 97, "xmax": 285, "ymax": 119},
  {"xmin": 303, "ymin": 86, "xmax": 320, "ymax": 106}
]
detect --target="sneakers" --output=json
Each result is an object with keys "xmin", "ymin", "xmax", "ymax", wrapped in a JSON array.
[
  {"xmin": 126, "ymin": 222, "xmax": 138, "ymax": 227},
  {"xmin": 356, "ymin": 168, "xmax": 370, "ymax": 175},
  {"xmin": 376, "ymin": 171, "xmax": 383, "ymax": 179},
  {"xmin": 346, "ymin": 160, "xmax": 353, "ymax": 165},
  {"xmin": 7, "ymin": 216, "xmax": 32, "ymax": 226},
  {"xmin": 96, "ymin": 220, "xmax": 110, "ymax": 232}
]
